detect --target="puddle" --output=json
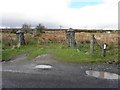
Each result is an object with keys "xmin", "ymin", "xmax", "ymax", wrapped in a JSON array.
[
  {"xmin": 34, "ymin": 65, "xmax": 52, "ymax": 69},
  {"xmin": 86, "ymin": 70, "xmax": 119, "ymax": 80}
]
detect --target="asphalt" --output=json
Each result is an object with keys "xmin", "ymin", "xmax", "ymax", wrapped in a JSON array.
[{"xmin": 1, "ymin": 54, "xmax": 119, "ymax": 88}]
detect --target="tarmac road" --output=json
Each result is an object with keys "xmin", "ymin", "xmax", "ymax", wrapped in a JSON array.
[{"xmin": 1, "ymin": 54, "xmax": 119, "ymax": 88}]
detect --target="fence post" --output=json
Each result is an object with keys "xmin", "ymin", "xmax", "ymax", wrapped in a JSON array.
[
  {"xmin": 102, "ymin": 43, "xmax": 107, "ymax": 57},
  {"xmin": 90, "ymin": 34, "xmax": 94, "ymax": 53},
  {"xmin": 66, "ymin": 28, "xmax": 75, "ymax": 47},
  {"xmin": 16, "ymin": 30, "xmax": 25, "ymax": 47}
]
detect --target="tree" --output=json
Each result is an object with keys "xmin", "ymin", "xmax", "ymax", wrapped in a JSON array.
[
  {"xmin": 35, "ymin": 24, "xmax": 45, "ymax": 33},
  {"xmin": 21, "ymin": 24, "xmax": 31, "ymax": 33}
]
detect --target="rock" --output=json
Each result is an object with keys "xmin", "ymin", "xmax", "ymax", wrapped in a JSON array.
[
  {"xmin": 89, "ymin": 68, "xmax": 92, "ymax": 70},
  {"xmin": 12, "ymin": 45, "xmax": 17, "ymax": 49},
  {"xmin": 85, "ymin": 52, "xmax": 89, "ymax": 55},
  {"xmin": 108, "ymin": 61, "xmax": 113, "ymax": 64},
  {"xmin": 76, "ymin": 49, "xmax": 80, "ymax": 52},
  {"xmin": 17, "ymin": 44, "xmax": 21, "ymax": 48}
]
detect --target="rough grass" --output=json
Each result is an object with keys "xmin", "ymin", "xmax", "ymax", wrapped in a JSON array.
[
  {"xmin": 50, "ymin": 44, "xmax": 118, "ymax": 64},
  {"xmin": 28, "ymin": 47, "xmax": 48, "ymax": 59},
  {"xmin": 2, "ymin": 32, "xmax": 119, "ymax": 47},
  {"xmin": 75, "ymin": 32, "xmax": 119, "ymax": 45},
  {"xmin": 2, "ymin": 32, "xmax": 119, "ymax": 63},
  {"xmin": 2, "ymin": 43, "xmax": 118, "ymax": 64},
  {"xmin": 2, "ymin": 45, "xmax": 39, "ymax": 61}
]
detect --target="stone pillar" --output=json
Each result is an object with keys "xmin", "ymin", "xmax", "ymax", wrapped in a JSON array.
[
  {"xmin": 66, "ymin": 28, "xmax": 75, "ymax": 47},
  {"xmin": 16, "ymin": 30, "xmax": 25, "ymax": 47}
]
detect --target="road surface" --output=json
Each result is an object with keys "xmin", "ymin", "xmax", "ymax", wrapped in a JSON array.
[{"xmin": 1, "ymin": 54, "xmax": 119, "ymax": 88}]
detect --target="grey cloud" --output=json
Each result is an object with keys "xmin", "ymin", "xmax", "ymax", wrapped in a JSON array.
[{"xmin": 1, "ymin": 17, "xmax": 62, "ymax": 29}]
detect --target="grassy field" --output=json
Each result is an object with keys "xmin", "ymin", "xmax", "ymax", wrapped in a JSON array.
[
  {"xmin": 1, "ymin": 31, "xmax": 119, "ymax": 64},
  {"xmin": 2, "ymin": 43, "xmax": 118, "ymax": 64}
]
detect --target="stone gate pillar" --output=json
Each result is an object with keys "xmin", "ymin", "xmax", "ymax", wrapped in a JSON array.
[
  {"xmin": 16, "ymin": 30, "xmax": 25, "ymax": 47},
  {"xmin": 66, "ymin": 28, "xmax": 75, "ymax": 47}
]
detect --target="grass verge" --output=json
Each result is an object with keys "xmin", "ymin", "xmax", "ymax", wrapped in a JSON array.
[
  {"xmin": 2, "ymin": 45, "xmax": 44, "ymax": 61},
  {"xmin": 2, "ymin": 43, "xmax": 118, "ymax": 64},
  {"xmin": 51, "ymin": 48, "xmax": 118, "ymax": 64}
]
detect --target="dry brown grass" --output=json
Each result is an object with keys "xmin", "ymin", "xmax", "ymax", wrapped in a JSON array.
[
  {"xmin": 2, "ymin": 31, "xmax": 119, "ymax": 47},
  {"xmin": 75, "ymin": 32, "xmax": 119, "ymax": 45},
  {"xmin": 42, "ymin": 31, "xmax": 119, "ymax": 45},
  {"xmin": 40, "ymin": 32, "xmax": 66, "ymax": 43}
]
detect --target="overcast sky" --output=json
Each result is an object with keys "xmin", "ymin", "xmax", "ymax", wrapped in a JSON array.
[{"xmin": 0, "ymin": 0, "xmax": 119, "ymax": 29}]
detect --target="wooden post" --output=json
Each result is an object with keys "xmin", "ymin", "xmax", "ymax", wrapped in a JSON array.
[
  {"xmin": 90, "ymin": 34, "xmax": 94, "ymax": 53},
  {"xmin": 16, "ymin": 30, "xmax": 25, "ymax": 47},
  {"xmin": 102, "ymin": 43, "xmax": 107, "ymax": 57}
]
